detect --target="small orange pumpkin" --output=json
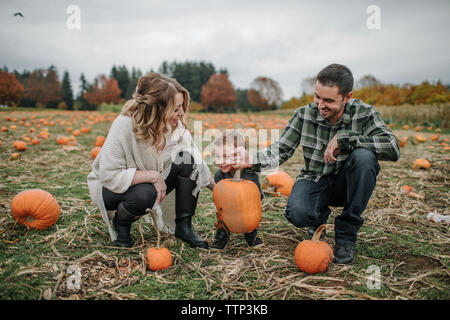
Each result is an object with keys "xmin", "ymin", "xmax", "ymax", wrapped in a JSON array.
[
  {"xmin": 294, "ymin": 225, "xmax": 333, "ymax": 274},
  {"xmin": 401, "ymin": 185, "xmax": 413, "ymax": 194},
  {"xmin": 398, "ymin": 137, "xmax": 407, "ymax": 148},
  {"xmin": 10, "ymin": 152, "xmax": 20, "ymax": 160},
  {"xmin": 13, "ymin": 140, "xmax": 27, "ymax": 151},
  {"xmin": 412, "ymin": 158, "xmax": 431, "ymax": 170},
  {"xmin": 81, "ymin": 126, "xmax": 91, "ymax": 134},
  {"xmin": 95, "ymin": 135, "xmax": 106, "ymax": 147},
  {"xmin": 430, "ymin": 134, "xmax": 439, "ymax": 141},
  {"xmin": 414, "ymin": 135, "xmax": 427, "ymax": 143},
  {"xmin": 213, "ymin": 169, "xmax": 262, "ymax": 234},
  {"xmin": 146, "ymin": 209, "xmax": 172, "ymax": 271},
  {"xmin": 56, "ymin": 135, "xmax": 69, "ymax": 145},
  {"xmin": 147, "ymin": 247, "xmax": 172, "ymax": 271},
  {"xmin": 11, "ymin": 189, "xmax": 60, "ymax": 230},
  {"xmin": 38, "ymin": 131, "xmax": 50, "ymax": 139},
  {"xmin": 91, "ymin": 146, "xmax": 101, "ymax": 159},
  {"xmin": 263, "ymin": 171, "xmax": 295, "ymax": 197}
]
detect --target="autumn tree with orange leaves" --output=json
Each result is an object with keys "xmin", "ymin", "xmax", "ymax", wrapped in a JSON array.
[
  {"xmin": 83, "ymin": 75, "xmax": 122, "ymax": 105},
  {"xmin": 247, "ymin": 76, "xmax": 283, "ymax": 111},
  {"xmin": 0, "ymin": 70, "xmax": 24, "ymax": 105},
  {"xmin": 23, "ymin": 67, "xmax": 62, "ymax": 107},
  {"xmin": 201, "ymin": 73, "xmax": 237, "ymax": 112}
]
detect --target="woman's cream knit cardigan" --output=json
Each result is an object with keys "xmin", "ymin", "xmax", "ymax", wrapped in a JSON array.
[{"xmin": 87, "ymin": 114, "xmax": 211, "ymax": 242}]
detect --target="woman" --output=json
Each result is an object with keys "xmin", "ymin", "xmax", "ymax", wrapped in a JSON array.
[{"xmin": 87, "ymin": 73, "xmax": 213, "ymax": 248}]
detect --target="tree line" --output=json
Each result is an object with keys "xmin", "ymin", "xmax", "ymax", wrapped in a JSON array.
[
  {"xmin": 0, "ymin": 63, "xmax": 448, "ymax": 112},
  {"xmin": 281, "ymin": 75, "xmax": 450, "ymax": 109},
  {"xmin": 0, "ymin": 61, "xmax": 285, "ymax": 112}
]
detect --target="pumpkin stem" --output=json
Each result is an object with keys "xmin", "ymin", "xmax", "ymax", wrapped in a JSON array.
[
  {"xmin": 147, "ymin": 208, "xmax": 160, "ymax": 248},
  {"xmin": 232, "ymin": 168, "xmax": 242, "ymax": 181},
  {"xmin": 312, "ymin": 224, "xmax": 327, "ymax": 241}
]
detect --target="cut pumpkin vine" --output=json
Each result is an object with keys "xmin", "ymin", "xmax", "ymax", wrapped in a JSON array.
[{"xmin": 145, "ymin": 208, "xmax": 173, "ymax": 271}]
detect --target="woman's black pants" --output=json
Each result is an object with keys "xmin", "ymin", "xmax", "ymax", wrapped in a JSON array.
[{"xmin": 102, "ymin": 152, "xmax": 195, "ymax": 215}]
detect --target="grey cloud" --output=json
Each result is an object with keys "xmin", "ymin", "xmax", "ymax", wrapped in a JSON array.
[{"xmin": 1, "ymin": 0, "xmax": 449, "ymax": 99}]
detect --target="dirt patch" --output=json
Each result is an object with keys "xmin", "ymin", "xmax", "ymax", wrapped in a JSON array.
[
  {"xmin": 396, "ymin": 254, "xmax": 441, "ymax": 272},
  {"xmin": 55, "ymin": 254, "xmax": 141, "ymax": 299}
]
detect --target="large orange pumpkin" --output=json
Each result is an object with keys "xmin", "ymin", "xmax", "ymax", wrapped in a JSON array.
[
  {"xmin": 263, "ymin": 171, "xmax": 295, "ymax": 197},
  {"xmin": 146, "ymin": 209, "xmax": 172, "ymax": 271},
  {"xmin": 213, "ymin": 169, "xmax": 262, "ymax": 234},
  {"xmin": 11, "ymin": 189, "xmax": 60, "ymax": 230},
  {"xmin": 294, "ymin": 225, "xmax": 333, "ymax": 274}
]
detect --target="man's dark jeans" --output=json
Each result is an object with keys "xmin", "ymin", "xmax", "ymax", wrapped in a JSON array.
[{"xmin": 284, "ymin": 148, "xmax": 380, "ymax": 247}]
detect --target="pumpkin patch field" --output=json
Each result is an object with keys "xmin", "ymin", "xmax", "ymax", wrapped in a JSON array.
[{"xmin": 0, "ymin": 107, "xmax": 449, "ymax": 300}]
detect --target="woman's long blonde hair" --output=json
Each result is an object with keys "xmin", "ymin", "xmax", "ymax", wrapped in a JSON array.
[{"xmin": 121, "ymin": 72, "xmax": 190, "ymax": 151}]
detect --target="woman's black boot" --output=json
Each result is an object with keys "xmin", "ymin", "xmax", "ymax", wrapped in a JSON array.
[
  {"xmin": 112, "ymin": 202, "xmax": 140, "ymax": 248},
  {"xmin": 175, "ymin": 176, "xmax": 209, "ymax": 248}
]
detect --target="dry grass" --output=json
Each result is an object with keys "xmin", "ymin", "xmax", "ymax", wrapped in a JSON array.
[{"xmin": 0, "ymin": 109, "xmax": 449, "ymax": 300}]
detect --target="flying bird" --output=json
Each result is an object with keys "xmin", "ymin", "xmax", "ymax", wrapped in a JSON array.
[{"xmin": 14, "ymin": 12, "xmax": 24, "ymax": 18}]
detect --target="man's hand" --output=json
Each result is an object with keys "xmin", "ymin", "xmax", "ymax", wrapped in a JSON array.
[{"xmin": 324, "ymin": 134, "xmax": 339, "ymax": 163}]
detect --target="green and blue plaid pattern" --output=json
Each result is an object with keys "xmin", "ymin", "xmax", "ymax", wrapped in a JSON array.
[{"xmin": 252, "ymin": 99, "xmax": 400, "ymax": 182}]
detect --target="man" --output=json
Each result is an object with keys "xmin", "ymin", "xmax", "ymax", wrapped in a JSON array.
[{"xmin": 234, "ymin": 64, "xmax": 400, "ymax": 264}]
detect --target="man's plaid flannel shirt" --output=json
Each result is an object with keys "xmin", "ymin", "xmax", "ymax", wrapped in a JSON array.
[{"xmin": 252, "ymin": 99, "xmax": 400, "ymax": 182}]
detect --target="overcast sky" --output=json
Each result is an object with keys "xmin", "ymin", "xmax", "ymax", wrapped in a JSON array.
[{"xmin": 1, "ymin": 0, "xmax": 449, "ymax": 100}]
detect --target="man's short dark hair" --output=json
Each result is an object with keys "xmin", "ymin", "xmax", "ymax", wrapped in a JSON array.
[{"xmin": 316, "ymin": 64, "xmax": 354, "ymax": 97}]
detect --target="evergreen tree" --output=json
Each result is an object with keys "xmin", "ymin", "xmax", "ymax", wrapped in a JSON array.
[
  {"xmin": 110, "ymin": 65, "xmax": 130, "ymax": 99},
  {"xmin": 13, "ymin": 69, "xmax": 33, "ymax": 107},
  {"xmin": 126, "ymin": 66, "xmax": 143, "ymax": 98},
  {"xmin": 158, "ymin": 60, "xmax": 216, "ymax": 102},
  {"xmin": 61, "ymin": 70, "xmax": 74, "ymax": 109},
  {"xmin": 77, "ymin": 73, "xmax": 90, "ymax": 109},
  {"xmin": 234, "ymin": 88, "xmax": 254, "ymax": 112}
]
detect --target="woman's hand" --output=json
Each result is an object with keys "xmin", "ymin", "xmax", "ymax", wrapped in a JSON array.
[
  {"xmin": 153, "ymin": 173, "xmax": 167, "ymax": 204},
  {"xmin": 206, "ymin": 176, "xmax": 215, "ymax": 191},
  {"xmin": 131, "ymin": 170, "xmax": 166, "ymax": 204}
]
